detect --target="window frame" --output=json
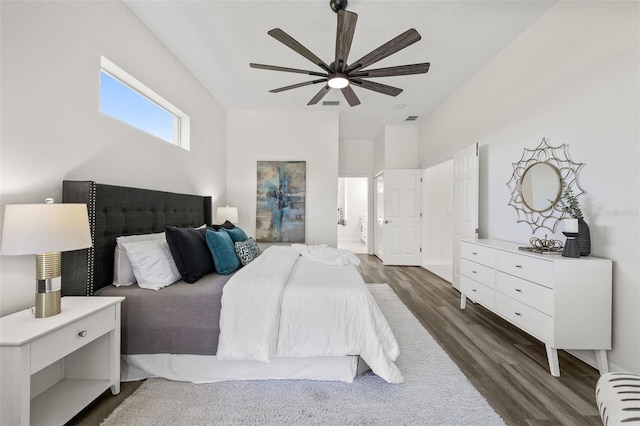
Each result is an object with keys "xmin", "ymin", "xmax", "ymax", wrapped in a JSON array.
[{"xmin": 100, "ymin": 56, "xmax": 190, "ymax": 150}]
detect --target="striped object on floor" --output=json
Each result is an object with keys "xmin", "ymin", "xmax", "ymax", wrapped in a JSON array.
[{"xmin": 596, "ymin": 372, "xmax": 640, "ymax": 425}]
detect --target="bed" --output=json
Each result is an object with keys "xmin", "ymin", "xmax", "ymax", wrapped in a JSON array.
[{"xmin": 61, "ymin": 180, "xmax": 402, "ymax": 384}]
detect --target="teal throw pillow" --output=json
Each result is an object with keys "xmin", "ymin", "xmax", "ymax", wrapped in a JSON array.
[
  {"xmin": 205, "ymin": 230, "xmax": 240, "ymax": 275},
  {"xmin": 221, "ymin": 226, "xmax": 249, "ymax": 243}
]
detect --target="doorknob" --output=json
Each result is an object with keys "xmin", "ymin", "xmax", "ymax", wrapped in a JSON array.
[{"xmin": 384, "ymin": 219, "xmax": 391, "ymax": 224}]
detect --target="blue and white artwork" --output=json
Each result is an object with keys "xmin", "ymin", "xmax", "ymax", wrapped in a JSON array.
[{"xmin": 256, "ymin": 161, "xmax": 306, "ymax": 243}]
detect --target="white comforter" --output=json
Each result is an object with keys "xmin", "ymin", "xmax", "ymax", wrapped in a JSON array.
[{"xmin": 217, "ymin": 246, "xmax": 403, "ymax": 384}]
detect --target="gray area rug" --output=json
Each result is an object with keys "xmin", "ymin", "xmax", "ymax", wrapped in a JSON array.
[{"xmin": 102, "ymin": 284, "xmax": 505, "ymax": 425}]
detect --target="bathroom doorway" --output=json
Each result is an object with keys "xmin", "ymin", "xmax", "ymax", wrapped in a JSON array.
[{"xmin": 337, "ymin": 177, "xmax": 368, "ymax": 254}]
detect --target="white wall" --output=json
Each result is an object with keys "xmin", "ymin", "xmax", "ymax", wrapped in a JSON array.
[
  {"xmin": 418, "ymin": 1, "xmax": 639, "ymax": 374},
  {"xmin": 384, "ymin": 125, "xmax": 419, "ymax": 169},
  {"xmin": 0, "ymin": 1, "xmax": 227, "ymax": 316},
  {"xmin": 422, "ymin": 160, "xmax": 453, "ymax": 268},
  {"xmin": 339, "ymin": 140, "xmax": 374, "ymax": 177},
  {"xmin": 226, "ymin": 110, "xmax": 339, "ymax": 247}
]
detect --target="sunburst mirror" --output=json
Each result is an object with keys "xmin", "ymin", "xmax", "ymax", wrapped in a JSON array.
[{"xmin": 506, "ymin": 138, "xmax": 585, "ymax": 233}]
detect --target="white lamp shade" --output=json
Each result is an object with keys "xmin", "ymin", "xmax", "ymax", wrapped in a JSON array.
[
  {"xmin": 216, "ymin": 206, "xmax": 239, "ymax": 224},
  {"xmin": 1, "ymin": 204, "xmax": 92, "ymax": 255}
]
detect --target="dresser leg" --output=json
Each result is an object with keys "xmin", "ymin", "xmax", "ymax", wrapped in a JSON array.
[
  {"xmin": 460, "ymin": 293, "xmax": 467, "ymax": 309},
  {"xmin": 595, "ymin": 350, "xmax": 609, "ymax": 375},
  {"xmin": 545, "ymin": 344, "xmax": 560, "ymax": 377}
]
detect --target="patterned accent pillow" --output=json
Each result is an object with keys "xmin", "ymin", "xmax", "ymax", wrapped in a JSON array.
[{"xmin": 234, "ymin": 238, "xmax": 261, "ymax": 266}]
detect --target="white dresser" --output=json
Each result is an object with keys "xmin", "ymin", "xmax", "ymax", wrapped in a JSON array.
[
  {"xmin": 0, "ymin": 296, "xmax": 124, "ymax": 426},
  {"xmin": 459, "ymin": 239, "xmax": 612, "ymax": 376}
]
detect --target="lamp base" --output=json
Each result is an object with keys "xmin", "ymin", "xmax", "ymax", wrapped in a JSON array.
[{"xmin": 35, "ymin": 289, "xmax": 61, "ymax": 318}]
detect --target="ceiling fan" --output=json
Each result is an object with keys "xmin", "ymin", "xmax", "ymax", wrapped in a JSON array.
[{"xmin": 250, "ymin": 0, "xmax": 430, "ymax": 107}]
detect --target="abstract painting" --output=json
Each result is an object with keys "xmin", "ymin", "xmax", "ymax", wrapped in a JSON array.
[{"xmin": 256, "ymin": 161, "xmax": 306, "ymax": 243}]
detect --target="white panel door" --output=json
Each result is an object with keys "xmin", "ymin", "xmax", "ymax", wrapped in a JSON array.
[
  {"xmin": 452, "ymin": 143, "xmax": 479, "ymax": 289},
  {"xmin": 382, "ymin": 169, "xmax": 422, "ymax": 266}
]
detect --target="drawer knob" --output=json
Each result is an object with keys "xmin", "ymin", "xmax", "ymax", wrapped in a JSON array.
[
  {"xmin": 515, "ymin": 288, "xmax": 522, "ymax": 293},
  {"xmin": 515, "ymin": 312, "xmax": 521, "ymax": 316},
  {"xmin": 78, "ymin": 330, "xmax": 88, "ymax": 337},
  {"xmin": 472, "ymin": 289, "xmax": 477, "ymax": 292},
  {"xmin": 472, "ymin": 252, "xmax": 478, "ymax": 255},
  {"xmin": 515, "ymin": 265, "xmax": 523, "ymax": 268},
  {"xmin": 472, "ymin": 270, "xmax": 477, "ymax": 274}
]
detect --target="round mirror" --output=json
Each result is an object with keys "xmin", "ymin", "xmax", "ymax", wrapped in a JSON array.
[{"xmin": 519, "ymin": 162, "xmax": 561, "ymax": 212}]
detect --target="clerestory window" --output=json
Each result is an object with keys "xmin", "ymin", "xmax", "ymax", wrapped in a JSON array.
[{"xmin": 99, "ymin": 56, "xmax": 190, "ymax": 150}]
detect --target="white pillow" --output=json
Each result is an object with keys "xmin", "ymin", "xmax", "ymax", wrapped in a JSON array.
[
  {"xmin": 120, "ymin": 239, "xmax": 181, "ymax": 291},
  {"xmin": 113, "ymin": 232, "xmax": 165, "ymax": 286}
]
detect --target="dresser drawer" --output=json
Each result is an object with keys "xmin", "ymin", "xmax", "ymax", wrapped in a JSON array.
[
  {"xmin": 30, "ymin": 305, "xmax": 115, "ymax": 373},
  {"xmin": 460, "ymin": 275, "xmax": 495, "ymax": 310},
  {"xmin": 496, "ymin": 251, "xmax": 553, "ymax": 288},
  {"xmin": 496, "ymin": 293, "xmax": 552, "ymax": 342},
  {"xmin": 496, "ymin": 272, "xmax": 553, "ymax": 315},
  {"xmin": 460, "ymin": 258, "xmax": 495, "ymax": 289},
  {"xmin": 460, "ymin": 241, "xmax": 495, "ymax": 268}
]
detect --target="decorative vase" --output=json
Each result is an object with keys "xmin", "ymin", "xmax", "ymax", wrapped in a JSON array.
[{"xmin": 577, "ymin": 217, "xmax": 591, "ymax": 256}]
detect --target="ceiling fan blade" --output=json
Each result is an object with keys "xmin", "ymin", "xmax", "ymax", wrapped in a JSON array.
[
  {"xmin": 307, "ymin": 85, "xmax": 331, "ymax": 105},
  {"xmin": 250, "ymin": 63, "xmax": 328, "ymax": 78},
  {"xmin": 335, "ymin": 10, "xmax": 358, "ymax": 72},
  {"xmin": 270, "ymin": 79, "xmax": 327, "ymax": 93},
  {"xmin": 351, "ymin": 78, "xmax": 403, "ymax": 97},
  {"xmin": 341, "ymin": 85, "xmax": 361, "ymax": 107},
  {"xmin": 345, "ymin": 28, "xmax": 422, "ymax": 73},
  {"xmin": 350, "ymin": 63, "xmax": 430, "ymax": 78},
  {"xmin": 268, "ymin": 28, "xmax": 332, "ymax": 73}
]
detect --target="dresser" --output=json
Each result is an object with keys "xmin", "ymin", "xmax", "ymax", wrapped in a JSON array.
[
  {"xmin": 0, "ymin": 296, "xmax": 124, "ymax": 426},
  {"xmin": 459, "ymin": 239, "xmax": 612, "ymax": 376}
]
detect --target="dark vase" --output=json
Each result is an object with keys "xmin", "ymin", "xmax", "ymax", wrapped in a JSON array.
[{"xmin": 577, "ymin": 217, "xmax": 591, "ymax": 256}]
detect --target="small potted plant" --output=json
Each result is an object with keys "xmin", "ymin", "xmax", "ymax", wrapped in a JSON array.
[
  {"xmin": 559, "ymin": 185, "xmax": 590, "ymax": 255},
  {"xmin": 559, "ymin": 185, "xmax": 582, "ymax": 219}
]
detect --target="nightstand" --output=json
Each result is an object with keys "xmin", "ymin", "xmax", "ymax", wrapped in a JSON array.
[{"xmin": 0, "ymin": 296, "xmax": 124, "ymax": 426}]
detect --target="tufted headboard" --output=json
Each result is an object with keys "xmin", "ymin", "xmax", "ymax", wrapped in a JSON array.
[{"xmin": 61, "ymin": 180, "xmax": 212, "ymax": 296}]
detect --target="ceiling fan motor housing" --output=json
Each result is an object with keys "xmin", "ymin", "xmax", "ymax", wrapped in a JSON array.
[{"xmin": 330, "ymin": 0, "xmax": 348, "ymax": 13}]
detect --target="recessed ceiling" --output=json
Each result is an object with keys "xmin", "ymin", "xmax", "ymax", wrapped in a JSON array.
[{"xmin": 124, "ymin": 0, "xmax": 555, "ymax": 141}]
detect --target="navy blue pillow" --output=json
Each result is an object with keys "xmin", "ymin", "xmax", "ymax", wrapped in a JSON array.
[
  {"xmin": 220, "ymin": 226, "xmax": 248, "ymax": 243},
  {"xmin": 205, "ymin": 230, "xmax": 240, "ymax": 275},
  {"xmin": 210, "ymin": 220, "xmax": 235, "ymax": 231},
  {"xmin": 165, "ymin": 227, "xmax": 215, "ymax": 283}
]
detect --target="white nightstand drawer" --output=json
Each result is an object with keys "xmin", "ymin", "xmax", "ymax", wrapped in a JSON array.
[
  {"xmin": 461, "ymin": 258, "xmax": 496, "ymax": 289},
  {"xmin": 496, "ymin": 251, "xmax": 553, "ymax": 288},
  {"xmin": 460, "ymin": 275, "xmax": 495, "ymax": 310},
  {"xmin": 496, "ymin": 293, "xmax": 552, "ymax": 342},
  {"xmin": 496, "ymin": 272, "xmax": 553, "ymax": 315},
  {"xmin": 30, "ymin": 306, "xmax": 115, "ymax": 374},
  {"xmin": 461, "ymin": 241, "xmax": 495, "ymax": 267}
]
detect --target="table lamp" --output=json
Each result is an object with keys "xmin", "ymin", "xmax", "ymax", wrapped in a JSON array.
[
  {"xmin": 216, "ymin": 205, "xmax": 239, "ymax": 224},
  {"xmin": 0, "ymin": 200, "xmax": 92, "ymax": 318}
]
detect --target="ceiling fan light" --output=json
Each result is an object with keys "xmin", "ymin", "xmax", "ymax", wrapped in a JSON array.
[{"xmin": 328, "ymin": 74, "xmax": 349, "ymax": 89}]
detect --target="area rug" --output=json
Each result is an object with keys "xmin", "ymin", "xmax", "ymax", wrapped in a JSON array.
[{"xmin": 101, "ymin": 284, "xmax": 505, "ymax": 425}]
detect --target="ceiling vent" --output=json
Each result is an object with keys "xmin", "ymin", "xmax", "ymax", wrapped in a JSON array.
[
  {"xmin": 405, "ymin": 115, "xmax": 419, "ymax": 121},
  {"xmin": 323, "ymin": 101, "xmax": 340, "ymax": 106}
]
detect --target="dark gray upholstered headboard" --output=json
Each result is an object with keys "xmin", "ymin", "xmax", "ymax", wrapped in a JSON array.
[{"xmin": 61, "ymin": 180, "xmax": 212, "ymax": 296}]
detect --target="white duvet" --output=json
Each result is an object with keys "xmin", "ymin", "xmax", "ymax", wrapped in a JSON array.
[{"xmin": 217, "ymin": 246, "xmax": 403, "ymax": 384}]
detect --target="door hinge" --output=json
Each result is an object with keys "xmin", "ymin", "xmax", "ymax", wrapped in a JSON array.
[
  {"xmin": 420, "ymin": 212, "xmax": 423, "ymax": 218},
  {"xmin": 420, "ymin": 247, "xmax": 422, "ymax": 253}
]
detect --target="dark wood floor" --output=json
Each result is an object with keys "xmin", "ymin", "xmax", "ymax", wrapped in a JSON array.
[{"xmin": 68, "ymin": 254, "xmax": 602, "ymax": 425}]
